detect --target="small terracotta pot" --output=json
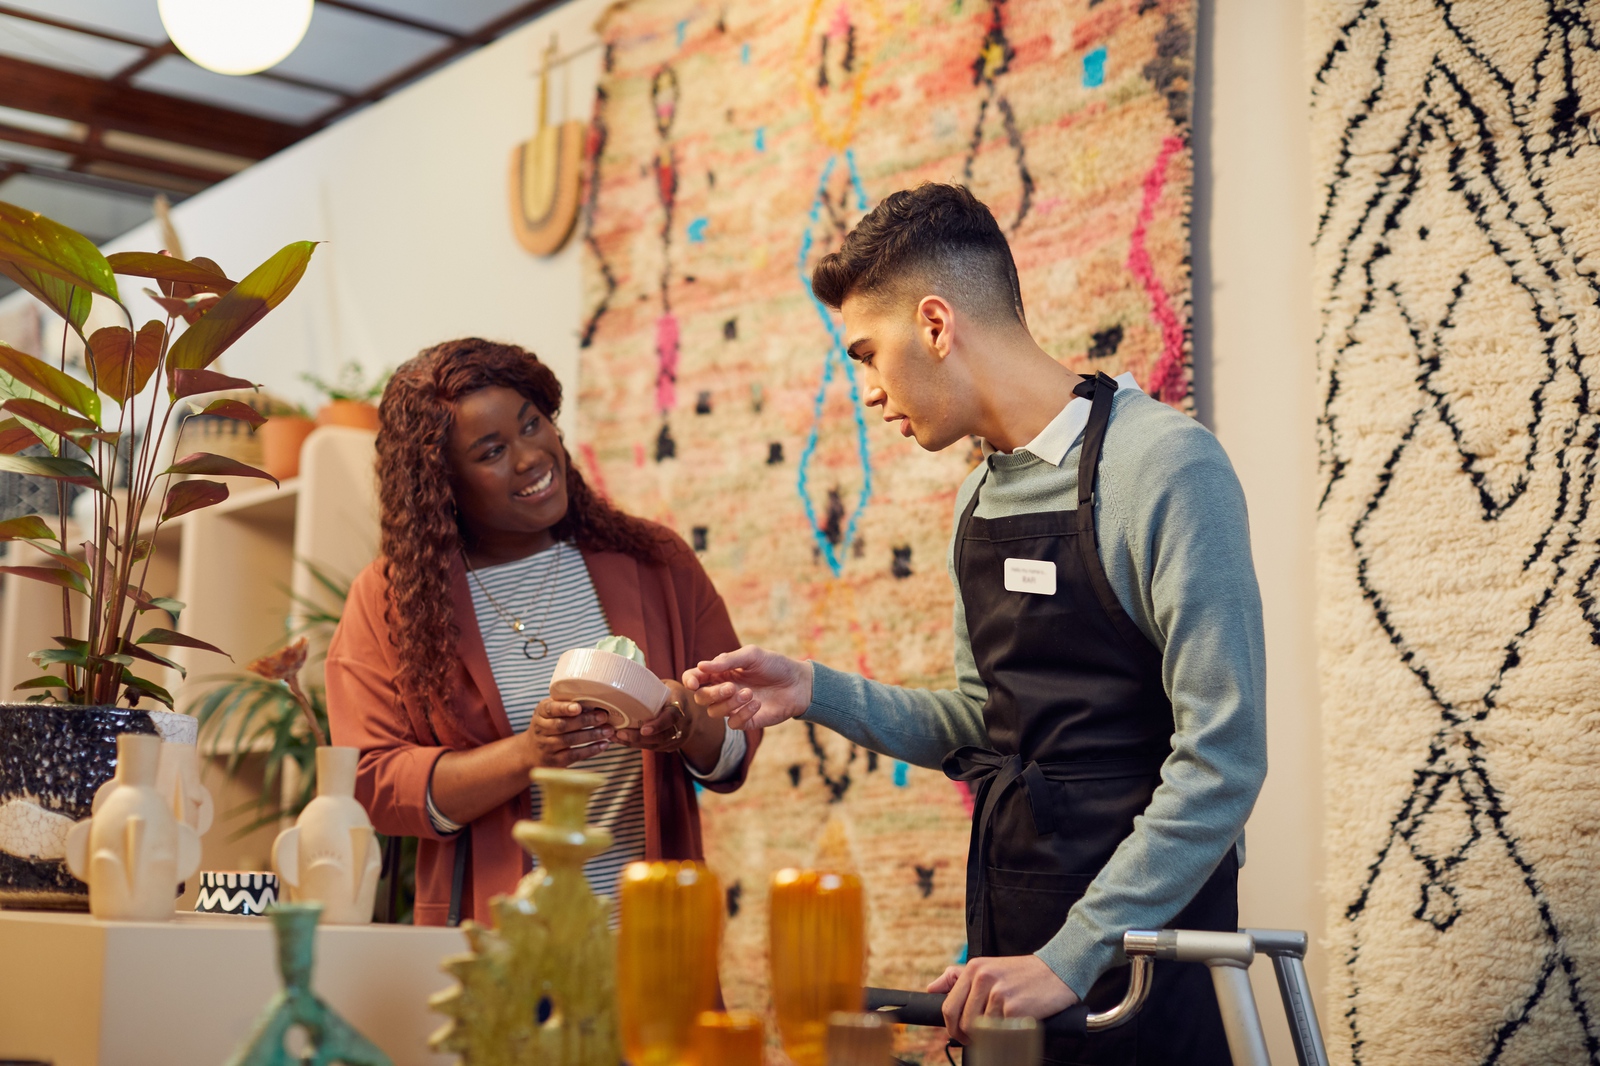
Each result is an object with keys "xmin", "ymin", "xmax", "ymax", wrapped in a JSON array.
[
  {"xmin": 316, "ymin": 400, "xmax": 380, "ymax": 432},
  {"xmin": 261, "ymin": 415, "xmax": 316, "ymax": 481}
]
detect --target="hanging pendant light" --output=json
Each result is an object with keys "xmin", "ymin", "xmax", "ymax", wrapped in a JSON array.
[{"xmin": 158, "ymin": 0, "xmax": 314, "ymax": 77}]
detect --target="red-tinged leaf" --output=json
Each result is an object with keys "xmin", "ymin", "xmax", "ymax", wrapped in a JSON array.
[
  {"xmin": 0, "ymin": 261, "xmax": 91, "ymax": 331},
  {"xmin": 0, "ymin": 453, "xmax": 101, "ymax": 489},
  {"xmin": 194, "ymin": 398, "xmax": 265, "ymax": 428},
  {"xmin": 165, "ymin": 452, "xmax": 278, "ymax": 486},
  {"xmin": 161, "ymin": 478, "xmax": 228, "ymax": 520},
  {"xmin": 67, "ymin": 430, "xmax": 121, "ymax": 446},
  {"xmin": 125, "ymin": 587, "xmax": 184, "ymax": 619},
  {"xmin": 87, "ymin": 321, "xmax": 164, "ymax": 403},
  {"xmin": 0, "ymin": 418, "xmax": 41, "ymax": 455},
  {"xmin": 27, "ymin": 541, "xmax": 89, "ymax": 579},
  {"xmin": 118, "ymin": 668, "xmax": 174, "ymax": 709},
  {"xmin": 0, "ymin": 564, "xmax": 86, "ymax": 594},
  {"xmin": 0, "ymin": 343, "xmax": 100, "ymax": 422},
  {"xmin": 0, "ymin": 201, "xmax": 118, "ymax": 301},
  {"xmin": 249, "ymin": 636, "xmax": 307, "ymax": 681},
  {"xmin": 137, "ymin": 627, "xmax": 230, "ymax": 659},
  {"xmin": 107, "ymin": 251, "xmax": 233, "ymax": 293},
  {"xmin": 0, "ymin": 515, "xmax": 56, "ymax": 541},
  {"xmin": 119, "ymin": 639, "xmax": 186, "ymax": 678},
  {"xmin": 143, "ymin": 287, "xmax": 218, "ymax": 323},
  {"xmin": 166, "ymin": 241, "xmax": 316, "ymax": 373},
  {"xmin": 2, "ymin": 397, "xmax": 96, "ymax": 437},
  {"xmin": 170, "ymin": 367, "xmax": 258, "ymax": 400}
]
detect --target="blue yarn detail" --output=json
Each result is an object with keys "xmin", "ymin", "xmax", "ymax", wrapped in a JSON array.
[
  {"xmin": 687, "ymin": 217, "xmax": 709, "ymax": 243},
  {"xmin": 893, "ymin": 760, "xmax": 909, "ymax": 787},
  {"xmin": 1083, "ymin": 46, "xmax": 1107, "ymax": 88}
]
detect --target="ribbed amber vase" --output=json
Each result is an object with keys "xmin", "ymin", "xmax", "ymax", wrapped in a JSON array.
[
  {"xmin": 690, "ymin": 1010, "xmax": 764, "ymax": 1065},
  {"xmin": 618, "ymin": 860, "xmax": 723, "ymax": 1066},
  {"xmin": 768, "ymin": 868, "xmax": 866, "ymax": 1066}
]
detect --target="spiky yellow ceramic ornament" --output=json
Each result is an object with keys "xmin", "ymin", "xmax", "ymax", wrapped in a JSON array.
[{"xmin": 429, "ymin": 769, "xmax": 621, "ymax": 1066}]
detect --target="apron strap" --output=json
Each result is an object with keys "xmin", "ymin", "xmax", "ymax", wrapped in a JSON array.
[
  {"xmin": 1073, "ymin": 372, "xmax": 1119, "ymax": 530},
  {"xmin": 953, "ymin": 466, "xmax": 989, "ymax": 581}
]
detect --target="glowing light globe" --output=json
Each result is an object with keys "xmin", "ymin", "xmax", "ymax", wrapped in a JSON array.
[{"xmin": 158, "ymin": 0, "xmax": 314, "ymax": 76}]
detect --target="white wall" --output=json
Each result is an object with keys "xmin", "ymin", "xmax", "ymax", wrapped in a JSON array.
[
  {"xmin": 3, "ymin": 0, "xmax": 1325, "ymax": 1055},
  {"xmin": 1199, "ymin": 0, "xmax": 1323, "ymax": 1055}
]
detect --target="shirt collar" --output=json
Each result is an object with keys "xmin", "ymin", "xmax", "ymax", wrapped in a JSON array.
[{"xmin": 982, "ymin": 371, "xmax": 1143, "ymax": 467}]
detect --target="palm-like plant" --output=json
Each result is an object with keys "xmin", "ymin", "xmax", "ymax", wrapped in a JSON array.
[{"xmin": 0, "ymin": 202, "xmax": 314, "ymax": 707}]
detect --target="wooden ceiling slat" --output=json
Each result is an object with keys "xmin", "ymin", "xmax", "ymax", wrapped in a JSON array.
[
  {"xmin": 0, "ymin": 55, "xmax": 304, "ymax": 161},
  {"xmin": 0, "ymin": 121, "xmax": 230, "ymax": 185},
  {"xmin": 315, "ymin": 0, "xmax": 465, "ymax": 41}
]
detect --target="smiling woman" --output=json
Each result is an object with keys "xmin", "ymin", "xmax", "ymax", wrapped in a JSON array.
[{"xmin": 323, "ymin": 338, "xmax": 761, "ymax": 926}]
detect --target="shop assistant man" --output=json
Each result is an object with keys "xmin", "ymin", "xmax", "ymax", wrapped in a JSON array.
[{"xmin": 683, "ymin": 183, "xmax": 1266, "ymax": 1064}]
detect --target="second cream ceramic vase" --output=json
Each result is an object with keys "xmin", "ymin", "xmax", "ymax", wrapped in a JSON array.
[
  {"xmin": 64, "ymin": 732, "xmax": 201, "ymax": 920},
  {"xmin": 272, "ymin": 746, "xmax": 380, "ymax": 925}
]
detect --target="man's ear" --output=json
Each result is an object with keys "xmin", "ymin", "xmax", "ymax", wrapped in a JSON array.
[{"xmin": 917, "ymin": 295, "xmax": 956, "ymax": 362}]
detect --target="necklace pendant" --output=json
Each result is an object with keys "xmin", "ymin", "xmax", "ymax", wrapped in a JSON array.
[
  {"xmin": 511, "ymin": 619, "xmax": 526, "ymax": 633},
  {"xmin": 523, "ymin": 636, "xmax": 549, "ymax": 661}
]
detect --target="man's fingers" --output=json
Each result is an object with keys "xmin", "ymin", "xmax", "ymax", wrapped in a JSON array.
[
  {"xmin": 943, "ymin": 963, "xmax": 976, "ymax": 1039},
  {"xmin": 926, "ymin": 965, "xmax": 963, "ymax": 994},
  {"xmin": 726, "ymin": 700, "xmax": 762, "ymax": 730},
  {"xmin": 960, "ymin": 966, "xmax": 993, "ymax": 1040}
]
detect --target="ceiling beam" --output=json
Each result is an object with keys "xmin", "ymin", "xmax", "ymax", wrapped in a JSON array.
[
  {"xmin": 313, "ymin": 0, "xmax": 568, "ymax": 127},
  {"xmin": 0, "ymin": 121, "xmax": 230, "ymax": 186},
  {"xmin": 0, "ymin": 55, "xmax": 304, "ymax": 161},
  {"xmin": 0, "ymin": 159, "xmax": 183, "ymax": 202}
]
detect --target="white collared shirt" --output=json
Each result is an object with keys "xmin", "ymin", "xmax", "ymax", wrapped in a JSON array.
[{"xmin": 985, "ymin": 371, "xmax": 1143, "ymax": 466}]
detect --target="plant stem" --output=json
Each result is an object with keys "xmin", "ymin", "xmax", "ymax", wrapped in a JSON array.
[{"xmin": 284, "ymin": 675, "xmax": 327, "ymax": 747}]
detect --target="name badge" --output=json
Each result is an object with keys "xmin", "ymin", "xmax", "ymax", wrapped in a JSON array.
[{"xmin": 1004, "ymin": 558, "xmax": 1057, "ymax": 596}]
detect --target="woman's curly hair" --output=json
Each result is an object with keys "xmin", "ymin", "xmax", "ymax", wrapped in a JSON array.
[{"xmin": 376, "ymin": 337, "xmax": 668, "ymax": 731}]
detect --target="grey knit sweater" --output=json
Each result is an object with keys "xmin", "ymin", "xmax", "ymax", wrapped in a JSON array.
[{"xmin": 803, "ymin": 381, "xmax": 1267, "ymax": 998}]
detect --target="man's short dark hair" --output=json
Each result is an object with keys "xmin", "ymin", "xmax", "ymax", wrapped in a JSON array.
[{"xmin": 810, "ymin": 183, "xmax": 1025, "ymax": 325}]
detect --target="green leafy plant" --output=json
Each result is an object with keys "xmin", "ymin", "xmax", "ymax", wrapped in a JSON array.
[
  {"xmin": 301, "ymin": 361, "xmax": 389, "ymax": 404},
  {"xmin": 0, "ymin": 201, "xmax": 315, "ymax": 707}
]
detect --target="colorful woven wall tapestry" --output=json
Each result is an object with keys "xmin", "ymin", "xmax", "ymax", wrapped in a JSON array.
[
  {"xmin": 577, "ymin": 1, "xmax": 1194, "ymax": 1057},
  {"xmin": 1312, "ymin": 3, "xmax": 1600, "ymax": 1063}
]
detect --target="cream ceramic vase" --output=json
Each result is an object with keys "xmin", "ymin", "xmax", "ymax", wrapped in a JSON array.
[
  {"xmin": 272, "ymin": 746, "xmax": 380, "ymax": 925},
  {"xmin": 156, "ymin": 741, "xmax": 215, "ymax": 837},
  {"xmin": 64, "ymin": 733, "xmax": 201, "ymax": 921}
]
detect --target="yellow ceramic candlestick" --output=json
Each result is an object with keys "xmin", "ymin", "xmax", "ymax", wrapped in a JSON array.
[
  {"xmin": 769, "ymin": 868, "xmax": 867, "ymax": 1066},
  {"xmin": 618, "ymin": 860, "xmax": 723, "ymax": 1066},
  {"xmin": 690, "ymin": 1010, "xmax": 764, "ymax": 1066},
  {"xmin": 430, "ymin": 769, "xmax": 620, "ymax": 1066}
]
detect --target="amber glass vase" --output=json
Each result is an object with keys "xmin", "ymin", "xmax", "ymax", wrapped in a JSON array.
[
  {"xmin": 768, "ymin": 868, "xmax": 867, "ymax": 1066},
  {"xmin": 618, "ymin": 860, "xmax": 723, "ymax": 1066},
  {"xmin": 690, "ymin": 1010, "xmax": 764, "ymax": 1065}
]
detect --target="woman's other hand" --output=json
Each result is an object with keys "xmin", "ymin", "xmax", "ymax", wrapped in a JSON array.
[
  {"xmin": 616, "ymin": 680, "xmax": 725, "ymax": 775},
  {"xmin": 527, "ymin": 698, "xmax": 614, "ymax": 768}
]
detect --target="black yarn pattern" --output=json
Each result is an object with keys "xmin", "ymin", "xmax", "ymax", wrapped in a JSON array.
[
  {"xmin": 579, "ymin": 48, "xmax": 617, "ymax": 349},
  {"xmin": 1314, "ymin": 3, "xmax": 1600, "ymax": 1062}
]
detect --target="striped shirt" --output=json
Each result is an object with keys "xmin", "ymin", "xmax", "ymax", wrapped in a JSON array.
[{"xmin": 426, "ymin": 541, "xmax": 745, "ymax": 905}]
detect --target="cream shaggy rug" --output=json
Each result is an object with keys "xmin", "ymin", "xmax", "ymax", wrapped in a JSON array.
[{"xmin": 1311, "ymin": 2, "xmax": 1600, "ymax": 1063}]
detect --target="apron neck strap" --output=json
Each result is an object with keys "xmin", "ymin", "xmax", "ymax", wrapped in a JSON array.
[{"xmin": 1075, "ymin": 372, "xmax": 1119, "ymax": 515}]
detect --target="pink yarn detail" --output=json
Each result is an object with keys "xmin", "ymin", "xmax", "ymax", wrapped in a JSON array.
[
  {"xmin": 577, "ymin": 442, "xmax": 610, "ymax": 499},
  {"xmin": 655, "ymin": 313, "xmax": 679, "ymax": 415},
  {"xmin": 1127, "ymin": 134, "xmax": 1189, "ymax": 406},
  {"xmin": 952, "ymin": 780, "xmax": 976, "ymax": 818}
]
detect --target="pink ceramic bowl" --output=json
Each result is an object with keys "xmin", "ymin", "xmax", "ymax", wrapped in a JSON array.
[{"xmin": 548, "ymin": 648, "xmax": 669, "ymax": 728}]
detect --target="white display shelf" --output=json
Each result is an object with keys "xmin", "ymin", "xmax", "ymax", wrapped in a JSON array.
[
  {"xmin": 0, "ymin": 910, "xmax": 458, "ymax": 1066},
  {"xmin": 0, "ymin": 426, "xmax": 381, "ymax": 903}
]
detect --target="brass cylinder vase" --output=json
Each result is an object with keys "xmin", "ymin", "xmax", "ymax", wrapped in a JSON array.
[
  {"xmin": 618, "ymin": 860, "xmax": 723, "ymax": 1065},
  {"xmin": 768, "ymin": 868, "xmax": 866, "ymax": 1066}
]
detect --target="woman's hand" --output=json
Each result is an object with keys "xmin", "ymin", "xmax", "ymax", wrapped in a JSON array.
[
  {"xmin": 526, "ymin": 697, "xmax": 615, "ymax": 768},
  {"xmin": 616, "ymin": 680, "xmax": 725, "ymax": 775}
]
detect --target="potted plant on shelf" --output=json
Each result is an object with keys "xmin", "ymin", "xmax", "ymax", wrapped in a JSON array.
[
  {"xmin": 259, "ymin": 397, "xmax": 316, "ymax": 481},
  {"xmin": 303, "ymin": 361, "xmax": 388, "ymax": 432},
  {"xmin": 0, "ymin": 201, "xmax": 314, "ymax": 908}
]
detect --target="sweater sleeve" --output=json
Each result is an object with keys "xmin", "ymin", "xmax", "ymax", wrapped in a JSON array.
[
  {"xmin": 802, "ymin": 470, "xmax": 990, "ymax": 768},
  {"xmin": 1034, "ymin": 416, "xmax": 1268, "ymax": 998},
  {"xmin": 325, "ymin": 566, "xmax": 454, "ymax": 842}
]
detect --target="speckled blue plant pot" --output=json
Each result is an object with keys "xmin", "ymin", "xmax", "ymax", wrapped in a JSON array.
[{"xmin": 0, "ymin": 704, "xmax": 195, "ymax": 910}]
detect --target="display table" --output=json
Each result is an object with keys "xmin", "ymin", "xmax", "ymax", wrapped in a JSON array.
[{"xmin": 0, "ymin": 909, "xmax": 461, "ymax": 1066}]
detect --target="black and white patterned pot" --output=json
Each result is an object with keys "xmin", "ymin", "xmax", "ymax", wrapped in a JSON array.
[
  {"xmin": 194, "ymin": 871, "xmax": 278, "ymax": 916},
  {"xmin": 0, "ymin": 704, "xmax": 196, "ymax": 910}
]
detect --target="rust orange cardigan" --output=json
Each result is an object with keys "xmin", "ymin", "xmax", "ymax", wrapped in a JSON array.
[{"xmin": 325, "ymin": 532, "xmax": 759, "ymax": 926}]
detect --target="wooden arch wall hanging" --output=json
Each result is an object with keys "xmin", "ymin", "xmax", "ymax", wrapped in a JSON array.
[{"xmin": 509, "ymin": 38, "xmax": 586, "ymax": 257}]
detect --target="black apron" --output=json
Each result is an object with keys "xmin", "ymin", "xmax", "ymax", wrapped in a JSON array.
[{"xmin": 943, "ymin": 373, "xmax": 1236, "ymax": 1066}]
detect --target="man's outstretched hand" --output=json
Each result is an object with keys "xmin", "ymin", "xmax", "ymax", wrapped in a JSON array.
[{"xmin": 682, "ymin": 646, "xmax": 813, "ymax": 730}]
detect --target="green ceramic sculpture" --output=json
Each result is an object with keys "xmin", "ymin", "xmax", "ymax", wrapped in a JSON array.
[
  {"xmin": 225, "ymin": 903, "xmax": 392, "ymax": 1066},
  {"xmin": 430, "ymin": 768, "xmax": 622, "ymax": 1066}
]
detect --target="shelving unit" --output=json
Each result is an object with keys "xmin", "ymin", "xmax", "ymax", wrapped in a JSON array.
[{"xmin": 0, "ymin": 426, "xmax": 381, "ymax": 890}]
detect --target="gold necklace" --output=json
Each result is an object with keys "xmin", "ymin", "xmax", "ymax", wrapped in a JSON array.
[{"xmin": 464, "ymin": 543, "xmax": 564, "ymax": 660}]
